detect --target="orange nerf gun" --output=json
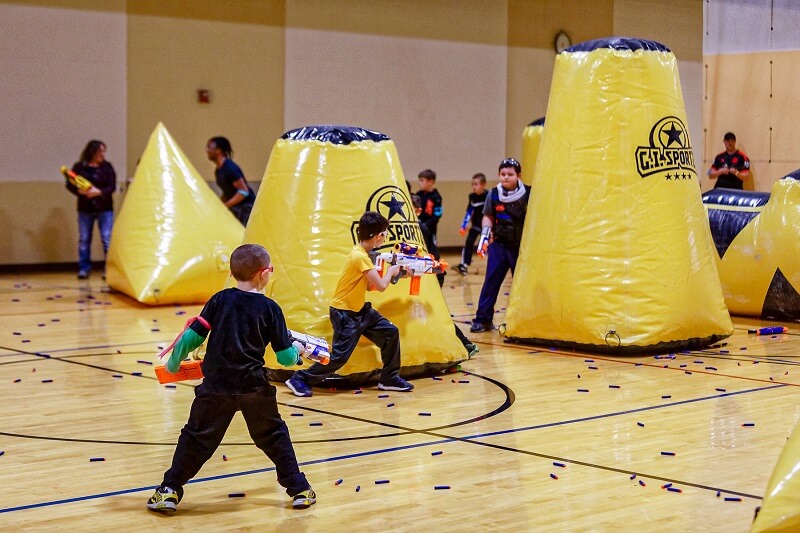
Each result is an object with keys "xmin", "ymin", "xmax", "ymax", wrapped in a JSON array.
[
  {"xmin": 60, "ymin": 165, "xmax": 93, "ymax": 191},
  {"xmin": 155, "ymin": 360, "xmax": 204, "ymax": 384},
  {"xmin": 374, "ymin": 243, "xmax": 448, "ymax": 296}
]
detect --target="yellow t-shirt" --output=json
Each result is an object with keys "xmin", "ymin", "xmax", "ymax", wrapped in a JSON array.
[{"xmin": 330, "ymin": 244, "xmax": 376, "ymax": 312}]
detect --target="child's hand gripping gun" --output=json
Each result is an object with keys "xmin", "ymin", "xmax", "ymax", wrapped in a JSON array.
[
  {"xmin": 373, "ymin": 243, "xmax": 448, "ymax": 296},
  {"xmin": 459, "ymin": 206, "xmax": 473, "ymax": 236},
  {"xmin": 60, "ymin": 165, "xmax": 93, "ymax": 191},
  {"xmin": 476, "ymin": 227, "xmax": 491, "ymax": 258},
  {"xmin": 289, "ymin": 330, "xmax": 331, "ymax": 365}
]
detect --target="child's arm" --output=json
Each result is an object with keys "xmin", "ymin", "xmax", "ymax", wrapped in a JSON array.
[
  {"xmin": 165, "ymin": 317, "xmax": 211, "ymax": 373},
  {"xmin": 269, "ymin": 304, "xmax": 303, "ymax": 367},
  {"xmin": 366, "ymin": 264, "xmax": 401, "ymax": 292}
]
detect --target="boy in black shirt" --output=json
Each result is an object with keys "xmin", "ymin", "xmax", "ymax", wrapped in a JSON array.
[
  {"xmin": 147, "ymin": 244, "xmax": 315, "ymax": 513},
  {"xmin": 454, "ymin": 173, "xmax": 488, "ymax": 276}
]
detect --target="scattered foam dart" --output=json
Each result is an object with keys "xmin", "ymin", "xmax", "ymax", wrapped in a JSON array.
[
  {"xmin": 704, "ymin": 172, "xmax": 800, "ymax": 320},
  {"xmin": 520, "ymin": 117, "xmax": 544, "ymax": 186},
  {"xmin": 504, "ymin": 37, "xmax": 733, "ymax": 354},
  {"xmin": 751, "ymin": 418, "xmax": 800, "ymax": 533},
  {"xmin": 106, "ymin": 123, "xmax": 244, "ymax": 304},
  {"xmin": 245, "ymin": 126, "xmax": 466, "ymax": 385}
]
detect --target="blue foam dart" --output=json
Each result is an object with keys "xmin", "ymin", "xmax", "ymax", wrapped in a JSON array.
[
  {"xmin": 89, "ymin": 457, "xmax": 105, "ymax": 462},
  {"xmin": 553, "ymin": 462, "xmax": 566, "ymax": 468},
  {"xmin": 549, "ymin": 473, "xmax": 558, "ymax": 480},
  {"xmin": 637, "ymin": 422, "xmax": 645, "ymax": 427},
  {"xmin": 0, "ymin": 451, "xmax": 5, "ymax": 456},
  {"xmin": 375, "ymin": 480, "xmax": 390, "ymax": 484},
  {"xmin": 291, "ymin": 413, "xmax": 304, "ymax": 416},
  {"xmin": 660, "ymin": 451, "xmax": 676, "ymax": 456},
  {"xmin": 431, "ymin": 451, "xmax": 443, "ymax": 456},
  {"xmin": 577, "ymin": 389, "xmax": 589, "ymax": 392},
  {"xmin": 378, "ymin": 394, "xmax": 390, "ymax": 398},
  {"xmin": 419, "ymin": 412, "xmax": 432, "ymax": 416},
  {"xmin": 387, "ymin": 403, "xmax": 395, "ymax": 407},
  {"xmin": 724, "ymin": 497, "xmax": 742, "ymax": 502},
  {"xmin": 609, "ymin": 385, "xmax": 620, "ymax": 389},
  {"xmin": 355, "ymin": 485, "xmax": 361, "ymax": 492},
  {"xmin": 309, "ymin": 422, "xmax": 323, "ymax": 426},
  {"xmin": 434, "ymin": 485, "xmax": 451, "ymax": 490},
  {"xmin": 228, "ymin": 493, "xmax": 246, "ymax": 498}
]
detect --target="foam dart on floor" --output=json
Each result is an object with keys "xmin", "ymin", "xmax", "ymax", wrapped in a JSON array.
[
  {"xmin": 750, "ymin": 326, "xmax": 788, "ymax": 335},
  {"xmin": 154, "ymin": 359, "xmax": 203, "ymax": 384}
]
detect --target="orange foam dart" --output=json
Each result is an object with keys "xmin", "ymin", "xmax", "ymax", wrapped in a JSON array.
[{"xmin": 155, "ymin": 360, "xmax": 204, "ymax": 384}]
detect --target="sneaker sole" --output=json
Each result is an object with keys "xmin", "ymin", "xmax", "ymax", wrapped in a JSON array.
[
  {"xmin": 377, "ymin": 384, "xmax": 414, "ymax": 392},
  {"xmin": 285, "ymin": 379, "xmax": 312, "ymax": 397},
  {"xmin": 147, "ymin": 503, "xmax": 177, "ymax": 513},
  {"xmin": 292, "ymin": 497, "xmax": 317, "ymax": 509}
]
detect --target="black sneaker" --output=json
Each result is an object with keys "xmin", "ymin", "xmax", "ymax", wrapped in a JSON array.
[
  {"xmin": 286, "ymin": 375, "xmax": 313, "ymax": 397},
  {"xmin": 378, "ymin": 376, "xmax": 414, "ymax": 392},
  {"xmin": 457, "ymin": 264, "xmax": 468, "ymax": 276},
  {"xmin": 292, "ymin": 488, "xmax": 317, "ymax": 509},
  {"xmin": 147, "ymin": 486, "xmax": 180, "ymax": 513},
  {"xmin": 465, "ymin": 343, "xmax": 479, "ymax": 359},
  {"xmin": 77, "ymin": 271, "xmax": 89, "ymax": 280},
  {"xmin": 469, "ymin": 322, "xmax": 492, "ymax": 333}
]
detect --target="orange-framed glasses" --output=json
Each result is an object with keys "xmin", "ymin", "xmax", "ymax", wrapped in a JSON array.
[{"xmin": 259, "ymin": 266, "xmax": 274, "ymax": 274}]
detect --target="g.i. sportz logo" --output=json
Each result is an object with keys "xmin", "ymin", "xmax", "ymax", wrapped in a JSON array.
[
  {"xmin": 635, "ymin": 116, "xmax": 696, "ymax": 179},
  {"xmin": 350, "ymin": 185, "xmax": 426, "ymax": 252}
]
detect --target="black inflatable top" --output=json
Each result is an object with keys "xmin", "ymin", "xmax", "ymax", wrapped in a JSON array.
[
  {"xmin": 564, "ymin": 37, "xmax": 670, "ymax": 53},
  {"xmin": 783, "ymin": 168, "xmax": 800, "ymax": 180},
  {"xmin": 528, "ymin": 117, "xmax": 545, "ymax": 127},
  {"xmin": 702, "ymin": 189, "xmax": 771, "ymax": 208},
  {"xmin": 281, "ymin": 125, "xmax": 390, "ymax": 145}
]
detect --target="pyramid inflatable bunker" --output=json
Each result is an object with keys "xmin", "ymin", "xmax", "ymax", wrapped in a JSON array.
[
  {"xmin": 703, "ymin": 170, "xmax": 800, "ymax": 321},
  {"xmin": 751, "ymin": 417, "xmax": 800, "ymax": 533},
  {"xmin": 244, "ymin": 125, "xmax": 466, "ymax": 385},
  {"xmin": 520, "ymin": 117, "xmax": 544, "ymax": 186},
  {"xmin": 504, "ymin": 37, "xmax": 733, "ymax": 354},
  {"xmin": 106, "ymin": 123, "xmax": 245, "ymax": 304}
]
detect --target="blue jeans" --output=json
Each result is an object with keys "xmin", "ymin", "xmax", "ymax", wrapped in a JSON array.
[
  {"xmin": 78, "ymin": 211, "xmax": 113, "ymax": 274},
  {"xmin": 474, "ymin": 242, "xmax": 519, "ymax": 324}
]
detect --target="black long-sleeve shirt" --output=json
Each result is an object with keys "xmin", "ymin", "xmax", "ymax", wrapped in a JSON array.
[{"xmin": 66, "ymin": 161, "xmax": 116, "ymax": 212}]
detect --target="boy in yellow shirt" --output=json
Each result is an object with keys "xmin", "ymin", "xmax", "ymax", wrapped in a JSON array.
[{"xmin": 286, "ymin": 211, "xmax": 413, "ymax": 396}]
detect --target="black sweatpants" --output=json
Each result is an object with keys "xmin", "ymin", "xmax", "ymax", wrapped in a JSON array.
[
  {"xmin": 295, "ymin": 303, "xmax": 400, "ymax": 385},
  {"xmin": 162, "ymin": 383, "xmax": 309, "ymax": 498}
]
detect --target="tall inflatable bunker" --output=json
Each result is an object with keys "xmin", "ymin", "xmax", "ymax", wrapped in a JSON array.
[
  {"xmin": 520, "ymin": 117, "xmax": 544, "ymax": 186},
  {"xmin": 504, "ymin": 38, "xmax": 733, "ymax": 354},
  {"xmin": 244, "ymin": 126, "xmax": 466, "ymax": 385}
]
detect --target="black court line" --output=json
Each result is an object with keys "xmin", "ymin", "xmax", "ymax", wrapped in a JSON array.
[{"xmin": 0, "ymin": 382, "xmax": 775, "ymax": 514}]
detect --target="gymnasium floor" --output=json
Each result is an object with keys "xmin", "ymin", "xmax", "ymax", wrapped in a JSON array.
[{"xmin": 1, "ymin": 255, "xmax": 797, "ymax": 531}]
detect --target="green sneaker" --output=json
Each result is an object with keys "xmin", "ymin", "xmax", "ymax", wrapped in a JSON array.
[
  {"xmin": 147, "ymin": 486, "xmax": 180, "ymax": 513},
  {"xmin": 292, "ymin": 488, "xmax": 317, "ymax": 509},
  {"xmin": 465, "ymin": 343, "xmax": 479, "ymax": 359}
]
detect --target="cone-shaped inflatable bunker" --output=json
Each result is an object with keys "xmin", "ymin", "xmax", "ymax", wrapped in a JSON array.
[
  {"xmin": 520, "ymin": 117, "xmax": 544, "ymax": 186},
  {"xmin": 751, "ymin": 418, "xmax": 800, "ymax": 533},
  {"xmin": 504, "ymin": 38, "xmax": 733, "ymax": 354},
  {"xmin": 106, "ymin": 123, "xmax": 244, "ymax": 304},
  {"xmin": 244, "ymin": 125, "xmax": 466, "ymax": 385},
  {"xmin": 704, "ymin": 171, "xmax": 800, "ymax": 321}
]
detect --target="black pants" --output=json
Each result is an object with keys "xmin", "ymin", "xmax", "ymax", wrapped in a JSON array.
[
  {"xmin": 230, "ymin": 202, "xmax": 253, "ymax": 226},
  {"xmin": 295, "ymin": 304, "xmax": 400, "ymax": 385},
  {"xmin": 460, "ymin": 226, "xmax": 481, "ymax": 266},
  {"xmin": 162, "ymin": 383, "xmax": 309, "ymax": 497}
]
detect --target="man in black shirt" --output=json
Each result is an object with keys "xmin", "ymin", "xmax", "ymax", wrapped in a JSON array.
[
  {"xmin": 206, "ymin": 136, "xmax": 256, "ymax": 225},
  {"xmin": 708, "ymin": 132, "xmax": 751, "ymax": 190}
]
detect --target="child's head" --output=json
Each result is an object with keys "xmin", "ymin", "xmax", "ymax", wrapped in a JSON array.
[
  {"xmin": 410, "ymin": 193, "xmax": 422, "ymax": 216},
  {"xmin": 471, "ymin": 172, "xmax": 486, "ymax": 193},
  {"xmin": 230, "ymin": 244, "xmax": 271, "ymax": 283},
  {"xmin": 357, "ymin": 211, "xmax": 389, "ymax": 245},
  {"xmin": 418, "ymin": 169, "xmax": 436, "ymax": 192},
  {"xmin": 498, "ymin": 158, "xmax": 521, "ymax": 191}
]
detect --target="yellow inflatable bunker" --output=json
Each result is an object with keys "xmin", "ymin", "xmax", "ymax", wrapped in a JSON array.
[
  {"xmin": 504, "ymin": 37, "xmax": 733, "ymax": 353},
  {"xmin": 520, "ymin": 117, "xmax": 544, "ymax": 186},
  {"xmin": 751, "ymin": 418, "xmax": 800, "ymax": 532},
  {"xmin": 106, "ymin": 123, "xmax": 244, "ymax": 304},
  {"xmin": 244, "ymin": 126, "xmax": 466, "ymax": 385},
  {"xmin": 704, "ymin": 171, "xmax": 800, "ymax": 320}
]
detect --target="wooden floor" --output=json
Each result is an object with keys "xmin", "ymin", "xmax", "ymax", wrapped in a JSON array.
[{"xmin": 1, "ymin": 256, "xmax": 798, "ymax": 531}]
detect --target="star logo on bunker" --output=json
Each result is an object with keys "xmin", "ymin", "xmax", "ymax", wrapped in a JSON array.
[
  {"xmin": 634, "ymin": 115, "xmax": 696, "ymax": 179},
  {"xmin": 351, "ymin": 185, "xmax": 424, "ymax": 250}
]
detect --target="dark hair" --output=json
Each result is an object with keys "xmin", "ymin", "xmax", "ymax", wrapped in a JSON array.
[
  {"xmin": 472, "ymin": 172, "xmax": 486, "ymax": 184},
  {"xmin": 410, "ymin": 193, "xmax": 421, "ymax": 209},
  {"xmin": 357, "ymin": 211, "xmax": 389, "ymax": 241},
  {"xmin": 80, "ymin": 140, "xmax": 105, "ymax": 164},
  {"xmin": 230, "ymin": 244, "xmax": 270, "ymax": 281},
  {"xmin": 209, "ymin": 136, "xmax": 233, "ymax": 158},
  {"xmin": 499, "ymin": 158, "xmax": 521, "ymax": 174},
  {"xmin": 723, "ymin": 132, "xmax": 736, "ymax": 141},
  {"xmin": 418, "ymin": 169, "xmax": 436, "ymax": 181}
]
